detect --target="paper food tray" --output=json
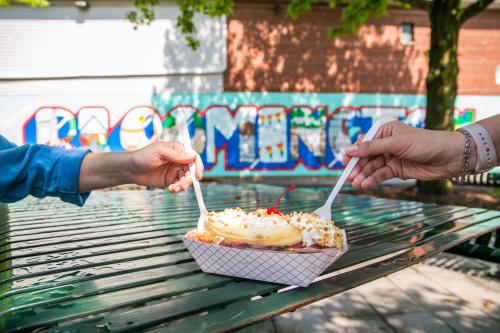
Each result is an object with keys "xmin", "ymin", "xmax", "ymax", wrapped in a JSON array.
[{"xmin": 183, "ymin": 229, "xmax": 348, "ymax": 287}]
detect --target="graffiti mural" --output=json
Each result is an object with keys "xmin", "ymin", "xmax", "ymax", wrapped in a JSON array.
[
  {"xmin": 111, "ymin": 106, "xmax": 163, "ymax": 151},
  {"xmin": 454, "ymin": 108, "xmax": 476, "ymax": 128},
  {"xmin": 22, "ymin": 93, "xmax": 480, "ymax": 177},
  {"xmin": 24, "ymin": 107, "xmax": 77, "ymax": 148},
  {"xmin": 77, "ymin": 107, "xmax": 110, "ymax": 151}
]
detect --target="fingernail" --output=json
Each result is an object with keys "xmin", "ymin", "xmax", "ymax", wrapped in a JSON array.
[{"xmin": 346, "ymin": 145, "xmax": 358, "ymax": 153}]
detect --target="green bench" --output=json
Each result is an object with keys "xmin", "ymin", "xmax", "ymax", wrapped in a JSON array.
[
  {"xmin": 452, "ymin": 169, "xmax": 500, "ymax": 262},
  {"xmin": 447, "ymin": 228, "xmax": 500, "ymax": 263},
  {"xmin": 0, "ymin": 184, "xmax": 499, "ymax": 332},
  {"xmin": 462, "ymin": 169, "xmax": 500, "ymax": 187}
]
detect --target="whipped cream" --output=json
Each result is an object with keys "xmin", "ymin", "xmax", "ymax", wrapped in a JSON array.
[
  {"xmin": 288, "ymin": 212, "xmax": 337, "ymax": 247},
  {"xmin": 209, "ymin": 208, "xmax": 291, "ymax": 230}
]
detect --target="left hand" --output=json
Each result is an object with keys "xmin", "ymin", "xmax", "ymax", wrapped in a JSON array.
[{"xmin": 128, "ymin": 141, "xmax": 204, "ymax": 193}]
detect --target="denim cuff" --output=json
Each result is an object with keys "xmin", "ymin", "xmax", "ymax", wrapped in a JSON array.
[{"xmin": 56, "ymin": 148, "xmax": 91, "ymax": 206}]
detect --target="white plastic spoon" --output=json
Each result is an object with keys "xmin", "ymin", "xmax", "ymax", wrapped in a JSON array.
[
  {"xmin": 178, "ymin": 116, "xmax": 208, "ymax": 233},
  {"xmin": 313, "ymin": 121, "xmax": 382, "ymax": 221}
]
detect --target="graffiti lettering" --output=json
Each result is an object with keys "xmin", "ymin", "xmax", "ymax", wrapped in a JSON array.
[{"xmin": 23, "ymin": 102, "xmax": 476, "ymax": 174}]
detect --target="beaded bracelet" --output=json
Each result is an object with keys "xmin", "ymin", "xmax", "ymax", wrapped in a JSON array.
[{"xmin": 454, "ymin": 128, "xmax": 473, "ymax": 185}]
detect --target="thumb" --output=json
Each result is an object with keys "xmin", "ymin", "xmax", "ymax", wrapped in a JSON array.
[
  {"xmin": 159, "ymin": 146, "xmax": 196, "ymax": 164},
  {"xmin": 346, "ymin": 137, "xmax": 397, "ymax": 158}
]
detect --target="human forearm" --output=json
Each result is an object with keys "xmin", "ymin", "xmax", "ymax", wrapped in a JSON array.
[
  {"xmin": 78, "ymin": 141, "xmax": 203, "ymax": 194},
  {"xmin": 78, "ymin": 152, "xmax": 133, "ymax": 193}
]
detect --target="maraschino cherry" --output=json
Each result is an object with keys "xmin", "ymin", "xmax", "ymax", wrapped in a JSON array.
[{"xmin": 266, "ymin": 185, "xmax": 296, "ymax": 215}]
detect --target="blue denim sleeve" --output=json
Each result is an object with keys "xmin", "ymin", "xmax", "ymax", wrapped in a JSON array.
[{"xmin": 0, "ymin": 135, "xmax": 91, "ymax": 206}]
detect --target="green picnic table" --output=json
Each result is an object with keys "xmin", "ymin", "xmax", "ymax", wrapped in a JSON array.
[{"xmin": 0, "ymin": 184, "xmax": 499, "ymax": 333}]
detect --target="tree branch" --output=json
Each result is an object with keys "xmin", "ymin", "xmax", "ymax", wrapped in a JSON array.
[
  {"xmin": 396, "ymin": 0, "xmax": 430, "ymax": 12},
  {"xmin": 459, "ymin": 0, "xmax": 495, "ymax": 24}
]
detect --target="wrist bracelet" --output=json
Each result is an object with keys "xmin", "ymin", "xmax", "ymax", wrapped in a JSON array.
[
  {"xmin": 455, "ymin": 128, "xmax": 473, "ymax": 184},
  {"xmin": 461, "ymin": 123, "xmax": 497, "ymax": 172}
]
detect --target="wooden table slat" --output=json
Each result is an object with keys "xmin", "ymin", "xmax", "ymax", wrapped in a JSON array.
[
  {"xmin": 348, "ymin": 206, "xmax": 469, "ymax": 239},
  {"xmin": 5, "ymin": 273, "xmax": 234, "ymax": 332},
  {"xmin": 0, "ymin": 261, "xmax": 202, "ymax": 310}
]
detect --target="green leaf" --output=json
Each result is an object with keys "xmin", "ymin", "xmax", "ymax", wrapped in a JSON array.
[
  {"xmin": 287, "ymin": 0, "xmax": 391, "ymax": 38},
  {"xmin": 1, "ymin": 0, "xmax": 50, "ymax": 7},
  {"xmin": 175, "ymin": 0, "xmax": 233, "ymax": 50},
  {"xmin": 287, "ymin": 0, "xmax": 316, "ymax": 20}
]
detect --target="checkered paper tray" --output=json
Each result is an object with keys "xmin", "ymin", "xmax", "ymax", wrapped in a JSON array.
[{"xmin": 183, "ymin": 230, "xmax": 348, "ymax": 287}]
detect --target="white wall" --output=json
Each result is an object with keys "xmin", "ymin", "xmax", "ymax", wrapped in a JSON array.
[
  {"xmin": 0, "ymin": 0, "xmax": 226, "ymax": 144},
  {"xmin": 0, "ymin": 1, "xmax": 226, "ymax": 78},
  {"xmin": 0, "ymin": 75, "xmax": 223, "ymax": 144}
]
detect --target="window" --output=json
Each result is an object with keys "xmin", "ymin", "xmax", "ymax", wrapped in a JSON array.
[
  {"xmin": 400, "ymin": 23, "xmax": 414, "ymax": 45},
  {"xmin": 496, "ymin": 65, "xmax": 500, "ymax": 85}
]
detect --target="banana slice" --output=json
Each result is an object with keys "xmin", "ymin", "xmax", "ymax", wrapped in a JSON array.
[{"xmin": 205, "ymin": 215, "xmax": 302, "ymax": 247}]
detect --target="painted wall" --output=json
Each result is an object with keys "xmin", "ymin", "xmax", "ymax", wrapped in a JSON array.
[
  {"xmin": 6, "ymin": 92, "xmax": 498, "ymax": 177},
  {"xmin": 0, "ymin": 1, "xmax": 226, "ymax": 146},
  {"xmin": 0, "ymin": 2, "xmax": 226, "ymax": 79}
]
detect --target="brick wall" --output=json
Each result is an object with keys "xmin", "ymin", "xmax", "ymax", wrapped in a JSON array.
[
  {"xmin": 224, "ymin": 3, "xmax": 500, "ymax": 96},
  {"xmin": 460, "ymin": 9, "xmax": 500, "ymax": 95}
]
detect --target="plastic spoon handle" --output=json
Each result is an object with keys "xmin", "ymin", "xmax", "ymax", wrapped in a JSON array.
[
  {"xmin": 178, "ymin": 118, "xmax": 208, "ymax": 232},
  {"xmin": 325, "ymin": 121, "xmax": 382, "ymax": 207}
]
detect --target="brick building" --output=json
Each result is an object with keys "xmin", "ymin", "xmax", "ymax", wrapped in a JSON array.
[{"xmin": 225, "ymin": 1, "xmax": 500, "ymax": 95}]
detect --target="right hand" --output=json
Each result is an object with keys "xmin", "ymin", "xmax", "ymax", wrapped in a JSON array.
[
  {"xmin": 342, "ymin": 121, "xmax": 473, "ymax": 189},
  {"xmin": 127, "ymin": 141, "xmax": 204, "ymax": 193},
  {"xmin": 79, "ymin": 141, "xmax": 204, "ymax": 194}
]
